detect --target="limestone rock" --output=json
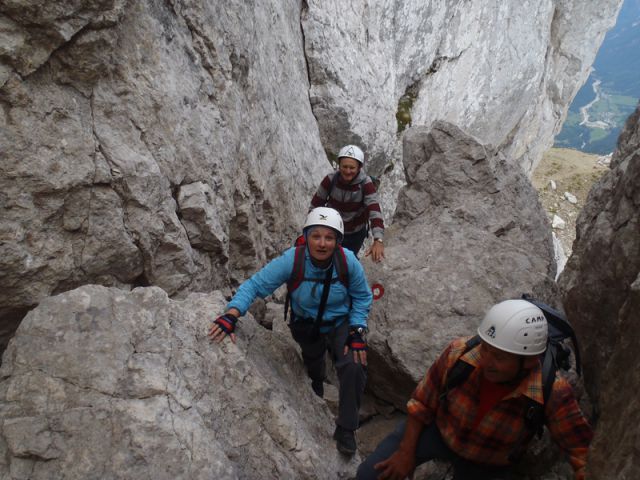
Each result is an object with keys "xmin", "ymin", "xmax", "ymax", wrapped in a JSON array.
[
  {"xmin": 302, "ymin": 0, "xmax": 623, "ymax": 207},
  {"xmin": 0, "ymin": 285, "xmax": 358, "ymax": 479},
  {"xmin": 552, "ymin": 215, "xmax": 566, "ymax": 229},
  {"xmin": 563, "ymin": 192, "xmax": 578, "ymax": 204},
  {"xmin": 560, "ymin": 104, "xmax": 640, "ymax": 479},
  {"xmin": 0, "ymin": 0, "xmax": 329, "ymax": 347},
  {"xmin": 363, "ymin": 123, "xmax": 557, "ymax": 409},
  {"xmin": 552, "ymin": 232, "xmax": 568, "ymax": 281},
  {"xmin": 177, "ymin": 181, "xmax": 228, "ymax": 253}
]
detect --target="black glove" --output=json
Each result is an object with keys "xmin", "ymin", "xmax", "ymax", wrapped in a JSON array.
[
  {"xmin": 346, "ymin": 326, "xmax": 367, "ymax": 352},
  {"xmin": 214, "ymin": 313, "xmax": 238, "ymax": 335}
]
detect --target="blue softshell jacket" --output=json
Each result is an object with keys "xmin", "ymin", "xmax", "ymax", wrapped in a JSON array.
[{"xmin": 227, "ymin": 246, "xmax": 372, "ymax": 331}]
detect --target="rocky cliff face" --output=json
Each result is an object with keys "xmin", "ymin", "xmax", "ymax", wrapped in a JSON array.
[
  {"xmin": 0, "ymin": 0, "xmax": 329, "ymax": 351},
  {"xmin": 560, "ymin": 104, "xmax": 640, "ymax": 480},
  {"xmin": 302, "ymin": 0, "xmax": 623, "ymax": 202},
  {"xmin": 0, "ymin": 0, "xmax": 622, "ymax": 352}
]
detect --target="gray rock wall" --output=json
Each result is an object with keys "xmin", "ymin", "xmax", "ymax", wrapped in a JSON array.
[
  {"xmin": 302, "ymin": 0, "xmax": 623, "ymax": 210},
  {"xmin": 0, "ymin": 0, "xmax": 329, "ymax": 350},
  {"xmin": 0, "ymin": 285, "xmax": 358, "ymax": 479},
  {"xmin": 560, "ymin": 104, "xmax": 640, "ymax": 480}
]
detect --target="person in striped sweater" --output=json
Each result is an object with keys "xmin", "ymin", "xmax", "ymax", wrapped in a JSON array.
[{"xmin": 310, "ymin": 145, "xmax": 385, "ymax": 262}]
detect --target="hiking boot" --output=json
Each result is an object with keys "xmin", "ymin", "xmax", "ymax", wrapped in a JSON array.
[
  {"xmin": 311, "ymin": 379, "xmax": 324, "ymax": 398},
  {"xmin": 333, "ymin": 426, "xmax": 356, "ymax": 455}
]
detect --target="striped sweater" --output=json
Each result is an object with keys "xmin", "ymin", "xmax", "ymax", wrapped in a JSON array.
[{"xmin": 310, "ymin": 170, "xmax": 384, "ymax": 239}]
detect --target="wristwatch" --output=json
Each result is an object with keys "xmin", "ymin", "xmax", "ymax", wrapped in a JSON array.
[
  {"xmin": 354, "ymin": 326, "xmax": 367, "ymax": 335},
  {"xmin": 374, "ymin": 238, "xmax": 383, "ymax": 243}
]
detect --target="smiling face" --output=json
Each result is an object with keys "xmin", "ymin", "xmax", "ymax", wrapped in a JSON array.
[
  {"xmin": 338, "ymin": 157, "xmax": 361, "ymax": 183},
  {"xmin": 479, "ymin": 341, "xmax": 528, "ymax": 383},
  {"xmin": 306, "ymin": 226, "xmax": 337, "ymax": 262}
]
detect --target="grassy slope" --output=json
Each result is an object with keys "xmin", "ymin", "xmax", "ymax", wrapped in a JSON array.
[{"xmin": 532, "ymin": 148, "xmax": 610, "ymax": 257}]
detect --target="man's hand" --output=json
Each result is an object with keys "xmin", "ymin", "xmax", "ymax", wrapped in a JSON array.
[
  {"xmin": 208, "ymin": 313, "xmax": 238, "ymax": 344},
  {"xmin": 374, "ymin": 448, "xmax": 416, "ymax": 480},
  {"xmin": 365, "ymin": 240, "xmax": 385, "ymax": 263}
]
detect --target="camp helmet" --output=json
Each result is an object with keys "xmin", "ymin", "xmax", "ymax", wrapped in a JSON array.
[
  {"xmin": 303, "ymin": 207, "xmax": 344, "ymax": 242},
  {"xmin": 477, "ymin": 300, "xmax": 548, "ymax": 356},
  {"xmin": 338, "ymin": 145, "xmax": 365, "ymax": 166}
]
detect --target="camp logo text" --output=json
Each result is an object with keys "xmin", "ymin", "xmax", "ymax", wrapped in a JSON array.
[{"xmin": 525, "ymin": 315, "xmax": 545, "ymax": 324}]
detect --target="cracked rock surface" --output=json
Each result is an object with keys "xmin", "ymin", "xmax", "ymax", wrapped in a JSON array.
[
  {"xmin": 560, "ymin": 104, "xmax": 640, "ymax": 479},
  {"xmin": 0, "ymin": 285, "xmax": 357, "ymax": 479},
  {"xmin": 0, "ymin": 0, "xmax": 328, "ymax": 351}
]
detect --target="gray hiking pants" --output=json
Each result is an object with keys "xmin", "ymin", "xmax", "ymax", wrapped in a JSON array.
[
  {"xmin": 357, "ymin": 420, "xmax": 512, "ymax": 480},
  {"xmin": 290, "ymin": 320, "xmax": 366, "ymax": 431}
]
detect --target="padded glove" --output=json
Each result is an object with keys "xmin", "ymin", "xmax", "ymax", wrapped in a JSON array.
[
  {"xmin": 346, "ymin": 326, "xmax": 367, "ymax": 352},
  {"xmin": 214, "ymin": 313, "xmax": 238, "ymax": 335}
]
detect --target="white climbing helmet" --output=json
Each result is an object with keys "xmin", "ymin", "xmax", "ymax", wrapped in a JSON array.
[
  {"xmin": 477, "ymin": 300, "xmax": 548, "ymax": 356},
  {"xmin": 338, "ymin": 145, "xmax": 365, "ymax": 165},
  {"xmin": 303, "ymin": 207, "xmax": 344, "ymax": 241}
]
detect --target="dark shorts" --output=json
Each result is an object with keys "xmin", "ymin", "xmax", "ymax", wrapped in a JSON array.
[{"xmin": 342, "ymin": 227, "xmax": 368, "ymax": 257}]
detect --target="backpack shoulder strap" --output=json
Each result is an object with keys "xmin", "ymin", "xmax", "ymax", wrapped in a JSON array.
[
  {"xmin": 287, "ymin": 245, "xmax": 306, "ymax": 292},
  {"xmin": 325, "ymin": 172, "xmax": 340, "ymax": 205},
  {"xmin": 508, "ymin": 348, "xmax": 557, "ymax": 463},
  {"xmin": 439, "ymin": 335, "xmax": 481, "ymax": 407},
  {"xmin": 333, "ymin": 246, "xmax": 349, "ymax": 287},
  {"xmin": 284, "ymin": 245, "xmax": 307, "ymax": 322}
]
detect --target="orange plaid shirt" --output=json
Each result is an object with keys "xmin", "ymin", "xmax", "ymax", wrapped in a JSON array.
[{"xmin": 407, "ymin": 337, "xmax": 593, "ymax": 480}]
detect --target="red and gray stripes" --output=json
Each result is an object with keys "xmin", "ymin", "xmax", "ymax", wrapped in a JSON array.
[{"xmin": 311, "ymin": 170, "xmax": 384, "ymax": 239}]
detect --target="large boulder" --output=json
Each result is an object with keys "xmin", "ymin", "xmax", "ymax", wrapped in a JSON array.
[
  {"xmin": 560, "ymin": 104, "xmax": 640, "ymax": 479},
  {"xmin": 364, "ymin": 122, "xmax": 558, "ymax": 408},
  {"xmin": 0, "ymin": 285, "xmax": 358, "ymax": 479}
]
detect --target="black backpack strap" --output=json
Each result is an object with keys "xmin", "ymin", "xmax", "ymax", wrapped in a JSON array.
[
  {"xmin": 439, "ymin": 335, "xmax": 481, "ymax": 410},
  {"xmin": 325, "ymin": 172, "xmax": 340, "ymax": 206},
  {"xmin": 310, "ymin": 266, "xmax": 334, "ymax": 339}
]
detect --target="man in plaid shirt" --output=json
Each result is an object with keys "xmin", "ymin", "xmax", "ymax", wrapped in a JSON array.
[{"xmin": 357, "ymin": 300, "xmax": 593, "ymax": 480}]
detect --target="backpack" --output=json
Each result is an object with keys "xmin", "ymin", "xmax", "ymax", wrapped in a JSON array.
[
  {"xmin": 439, "ymin": 294, "xmax": 581, "ymax": 462},
  {"xmin": 283, "ymin": 236, "xmax": 349, "ymax": 324}
]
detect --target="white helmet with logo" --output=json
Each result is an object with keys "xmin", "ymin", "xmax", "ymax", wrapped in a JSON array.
[
  {"xmin": 303, "ymin": 207, "xmax": 344, "ymax": 241},
  {"xmin": 338, "ymin": 145, "xmax": 365, "ymax": 166},
  {"xmin": 477, "ymin": 300, "xmax": 548, "ymax": 355}
]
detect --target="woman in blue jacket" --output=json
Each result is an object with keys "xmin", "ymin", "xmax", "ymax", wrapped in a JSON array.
[{"xmin": 208, "ymin": 207, "xmax": 373, "ymax": 455}]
